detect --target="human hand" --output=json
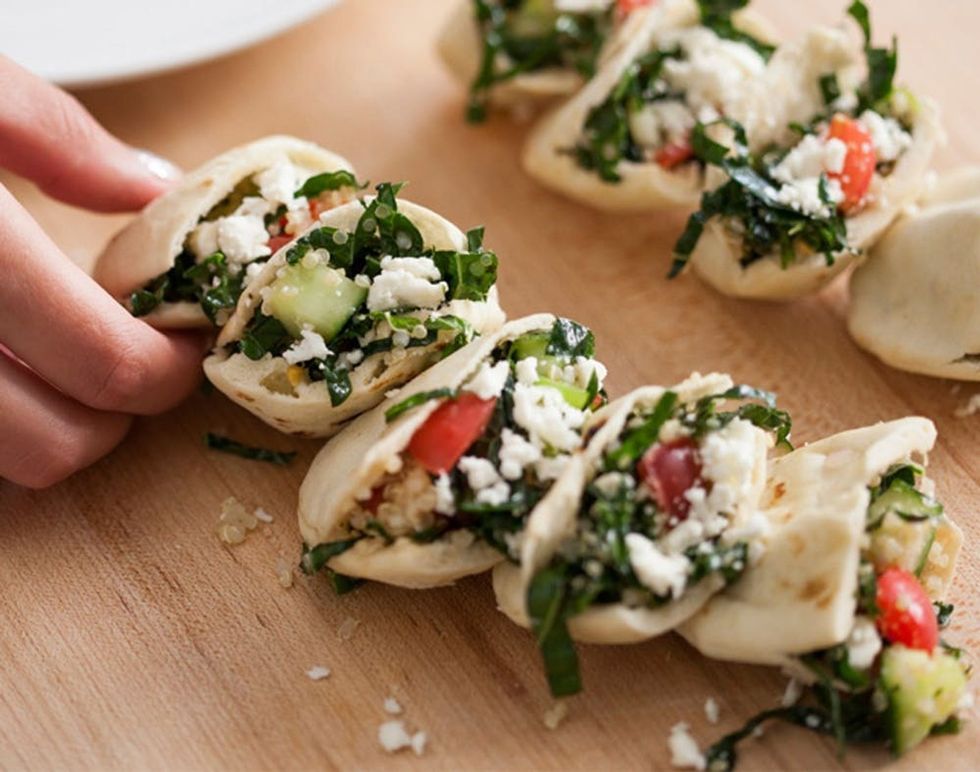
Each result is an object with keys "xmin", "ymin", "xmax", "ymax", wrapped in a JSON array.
[{"xmin": 0, "ymin": 56, "xmax": 206, "ymax": 488}]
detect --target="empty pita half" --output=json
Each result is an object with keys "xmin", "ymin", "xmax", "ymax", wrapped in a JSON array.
[
  {"xmin": 679, "ymin": 417, "xmax": 962, "ymax": 668},
  {"xmin": 93, "ymin": 135, "xmax": 355, "ymax": 328},
  {"xmin": 847, "ymin": 167, "xmax": 980, "ymax": 380},
  {"xmin": 297, "ymin": 313, "xmax": 561, "ymax": 588},
  {"xmin": 493, "ymin": 372, "xmax": 773, "ymax": 644},
  {"xmin": 204, "ymin": 197, "xmax": 505, "ymax": 438}
]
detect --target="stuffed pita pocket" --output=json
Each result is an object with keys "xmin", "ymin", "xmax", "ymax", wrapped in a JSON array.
[
  {"xmin": 203, "ymin": 183, "xmax": 505, "ymax": 438},
  {"xmin": 679, "ymin": 417, "xmax": 967, "ymax": 760},
  {"xmin": 94, "ymin": 135, "xmax": 359, "ymax": 329},
  {"xmin": 438, "ymin": 0, "xmax": 646, "ymax": 120},
  {"xmin": 522, "ymin": 0, "xmax": 776, "ymax": 211},
  {"xmin": 847, "ymin": 168, "xmax": 980, "ymax": 381},
  {"xmin": 297, "ymin": 314, "xmax": 608, "ymax": 589},
  {"xmin": 671, "ymin": 3, "xmax": 940, "ymax": 300},
  {"xmin": 493, "ymin": 372, "xmax": 790, "ymax": 695}
]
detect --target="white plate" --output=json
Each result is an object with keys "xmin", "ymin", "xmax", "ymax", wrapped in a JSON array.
[{"xmin": 2, "ymin": 0, "xmax": 338, "ymax": 88}]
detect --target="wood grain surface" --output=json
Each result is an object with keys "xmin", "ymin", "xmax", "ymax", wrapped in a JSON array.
[{"xmin": 1, "ymin": 0, "xmax": 978, "ymax": 769}]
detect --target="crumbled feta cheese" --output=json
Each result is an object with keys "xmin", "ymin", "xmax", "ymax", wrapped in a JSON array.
[
  {"xmin": 859, "ymin": 110, "xmax": 913, "ymax": 163},
  {"xmin": 593, "ymin": 471, "xmax": 632, "ymax": 498},
  {"xmin": 782, "ymin": 677, "xmax": 803, "ymax": 707},
  {"xmin": 306, "ymin": 665, "xmax": 331, "ymax": 681},
  {"xmin": 282, "ymin": 329, "xmax": 331, "ymax": 365},
  {"xmin": 773, "ymin": 175, "xmax": 844, "ymax": 218},
  {"xmin": 384, "ymin": 697, "xmax": 403, "ymax": 715},
  {"xmin": 216, "ymin": 215, "xmax": 273, "ymax": 264},
  {"xmin": 343, "ymin": 349, "xmax": 365, "ymax": 367},
  {"xmin": 515, "ymin": 356, "xmax": 540, "ymax": 385},
  {"xmin": 846, "ymin": 616, "xmax": 882, "ymax": 669},
  {"xmin": 188, "ymin": 220, "xmax": 219, "ymax": 259},
  {"xmin": 656, "ymin": 26, "xmax": 766, "ymax": 128},
  {"xmin": 565, "ymin": 356, "xmax": 607, "ymax": 390},
  {"xmin": 629, "ymin": 99, "xmax": 698, "ymax": 147},
  {"xmin": 498, "ymin": 428, "xmax": 542, "ymax": 480},
  {"xmin": 234, "ymin": 196, "xmax": 272, "ymax": 218},
  {"xmin": 684, "ymin": 418, "xmax": 763, "ymax": 530},
  {"xmin": 255, "ymin": 160, "xmax": 300, "ymax": 205},
  {"xmin": 410, "ymin": 731, "xmax": 427, "ymax": 756},
  {"xmin": 254, "ymin": 507, "xmax": 274, "ymax": 523},
  {"xmin": 434, "ymin": 473, "xmax": 455, "ymax": 516},
  {"xmin": 465, "ymin": 360, "xmax": 511, "ymax": 400},
  {"xmin": 704, "ymin": 698, "xmax": 720, "ymax": 724},
  {"xmin": 337, "ymin": 616, "xmax": 360, "ymax": 641},
  {"xmin": 458, "ymin": 457, "xmax": 511, "ymax": 506},
  {"xmin": 773, "ymin": 134, "xmax": 848, "ymax": 182},
  {"xmin": 366, "ymin": 256, "xmax": 447, "ymax": 312},
  {"xmin": 512, "ymin": 382, "xmax": 585, "ymax": 452},
  {"xmin": 243, "ymin": 260, "xmax": 266, "ymax": 288},
  {"xmin": 625, "ymin": 533, "xmax": 690, "ymax": 598},
  {"xmin": 535, "ymin": 455, "xmax": 570, "ymax": 482},
  {"xmin": 668, "ymin": 722, "xmax": 706, "ymax": 770}
]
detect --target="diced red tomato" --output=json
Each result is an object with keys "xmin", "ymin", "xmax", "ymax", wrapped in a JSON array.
[
  {"xmin": 408, "ymin": 394, "xmax": 497, "ymax": 475},
  {"xmin": 637, "ymin": 437, "xmax": 702, "ymax": 524},
  {"xmin": 654, "ymin": 139, "xmax": 694, "ymax": 170},
  {"xmin": 826, "ymin": 114, "xmax": 876, "ymax": 213},
  {"xmin": 308, "ymin": 197, "xmax": 322, "ymax": 220},
  {"xmin": 363, "ymin": 486, "xmax": 384, "ymax": 514},
  {"xmin": 616, "ymin": 0, "xmax": 655, "ymax": 19},
  {"xmin": 875, "ymin": 567, "xmax": 938, "ymax": 652},
  {"xmin": 267, "ymin": 235, "xmax": 292, "ymax": 252}
]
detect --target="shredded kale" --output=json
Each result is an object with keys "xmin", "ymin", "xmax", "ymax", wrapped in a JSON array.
[
  {"xmin": 300, "ymin": 538, "xmax": 361, "ymax": 574},
  {"xmin": 294, "ymin": 170, "xmax": 366, "ymax": 198},
  {"xmin": 547, "ymin": 317, "xmax": 596, "ymax": 359},
  {"xmin": 670, "ymin": 120, "xmax": 852, "ymax": 276},
  {"xmin": 848, "ymin": 0, "xmax": 898, "ymax": 113},
  {"xmin": 385, "ymin": 388, "xmax": 458, "ymax": 422},
  {"xmin": 468, "ymin": 0, "xmax": 613, "ymax": 122},
  {"xmin": 934, "ymin": 601, "xmax": 955, "ymax": 629},
  {"xmin": 239, "ymin": 312, "xmax": 294, "ymax": 360},
  {"xmin": 204, "ymin": 432, "xmax": 296, "ymax": 465},
  {"xmin": 527, "ymin": 563, "xmax": 582, "ymax": 697},
  {"xmin": 866, "ymin": 464, "xmax": 943, "ymax": 529},
  {"xmin": 697, "ymin": 0, "xmax": 774, "ymax": 60}
]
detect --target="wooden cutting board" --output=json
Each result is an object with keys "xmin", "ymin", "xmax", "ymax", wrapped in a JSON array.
[{"xmin": 1, "ymin": 0, "xmax": 977, "ymax": 768}]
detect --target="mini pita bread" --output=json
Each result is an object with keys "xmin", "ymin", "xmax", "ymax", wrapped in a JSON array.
[
  {"xmin": 93, "ymin": 135, "xmax": 354, "ymax": 328},
  {"xmin": 522, "ymin": 2, "xmax": 776, "ymax": 211},
  {"xmin": 847, "ymin": 168, "xmax": 980, "ymax": 380},
  {"xmin": 688, "ymin": 30, "xmax": 942, "ymax": 300},
  {"xmin": 678, "ymin": 417, "xmax": 962, "ymax": 668},
  {"xmin": 297, "ymin": 314, "xmax": 557, "ymax": 588},
  {"xmin": 493, "ymin": 372, "xmax": 772, "ymax": 644},
  {"xmin": 203, "ymin": 197, "xmax": 506, "ymax": 437}
]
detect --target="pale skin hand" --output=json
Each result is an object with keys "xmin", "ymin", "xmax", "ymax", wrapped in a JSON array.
[{"xmin": 0, "ymin": 56, "xmax": 206, "ymax": 488}]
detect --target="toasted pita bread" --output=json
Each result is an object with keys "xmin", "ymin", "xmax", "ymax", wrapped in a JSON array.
[
  {"xmin": 847, "ymin": 168, "xmax": 980, "ymax": 380},
  {"xmin": 93, "ymin": 135, "xmax": 354, "ymax": 328},
  {"xmin": 493, "ymin": 372, "xmax": 772, "ymax": 644},
  {"xmin": 203, "ymin": 198, "xmax": 506, "ymax": 437},
  {"xmin": 297, "ymin": 314, "xmax": 557, "ymax": 588},
  {"xmin": 522, "ymin": 2, "xmax": 775, "ymax": 211},
  {"xmin": 678, "ymin": 417, "xmax": 962, "ymax": 667},
  {"xmin": 688, "ymin": 28, "xmax": 942, "ymax": 300}
]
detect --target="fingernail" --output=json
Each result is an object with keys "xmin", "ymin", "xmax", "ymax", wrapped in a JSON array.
[{"xmin": 134, "ymin": 149, "xmax": 182, "ymax": 181}]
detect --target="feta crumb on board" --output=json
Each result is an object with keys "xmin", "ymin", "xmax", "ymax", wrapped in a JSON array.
[
  {"xmin": 668, "ymin": 722, "xmax": 707, "ymax": 770},
  {"xmin": 955, "ymin": 392, "xmax": 980, "ymax": 418},
  {"xmin": 384, "ymin": 697, "xmax": 403, "ymax": 715},
  {"xmin": 378, "ymin": 720, "xmax": 427, "ymax": 756},
  {"xmin": 306, "ymin": 665, "xmax": 331, "ymax": 681},
  {"xmin": 254, "ymin": 507, "xmax": 274, "ymax": 524},
  {"xmin": 782, "ymin": 677, "xmax": 803, "ymax": 707},
  {"xmin": 337, "ymin": 616, "xmax": 361, "ymax": 641},
  {"xmin": 543, "ymin": 701, "xmax": 569, "ymax": 730},
  {"xmin": 704, "ymin": 697, "xmax": 720, "ymax": 725}
]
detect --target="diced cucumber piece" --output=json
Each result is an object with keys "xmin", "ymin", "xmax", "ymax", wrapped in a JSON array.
[
  {"xmin": 869, "ymin": 512, "xmax": 938, "ymax": 579},
  {"xmin": 880, "ymin": 644, "xmax": 967, "ymax": 755},
  {"xmin": 511, "ymin": 0, "xmax": 559, "ymax": 36},
  {"xmin": 867, "ymin": 479, "xmax": 942, "ymax": 529},
  {"xmin": 537, "ymin": 377, "xmax": 590, "ymax": 410},
  {"xmin": 263, "ymin": 262, "xmax": 366, "ymax": 341},
  {"xmin": 511, "ymin": 331, "xmax": 551, "ymax": 361}
]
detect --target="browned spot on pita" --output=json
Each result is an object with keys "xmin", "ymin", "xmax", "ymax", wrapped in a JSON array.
[
  {"xmin": 799, "ymin": 577, "xmax": 828, "ymax": 602},
  {"xmin": 788, "ymin": 533, "xmax": 806, "ymax": 556}
]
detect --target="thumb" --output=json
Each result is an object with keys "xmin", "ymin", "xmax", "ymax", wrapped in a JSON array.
[{"xmin": 0, "ymin": 55, "xmax": 181, "ymax": 213}]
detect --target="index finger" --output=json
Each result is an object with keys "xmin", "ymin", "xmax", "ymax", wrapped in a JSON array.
[{"xmin": 0, "ymin": 184, "xmax": 206, "ymax": 415}]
